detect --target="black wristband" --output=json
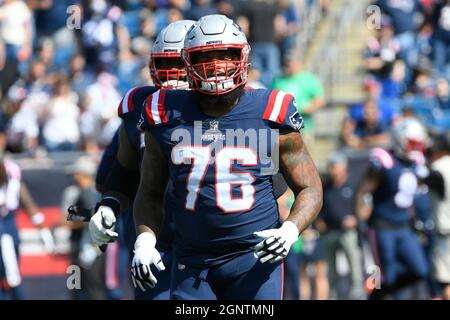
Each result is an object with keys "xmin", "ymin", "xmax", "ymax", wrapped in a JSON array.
[{"xmin": 97, "ymin": 197, "xmax": 121, "ymax": 217}]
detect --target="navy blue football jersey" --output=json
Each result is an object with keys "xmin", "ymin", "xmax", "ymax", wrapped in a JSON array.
[
  {"xmin": 369, "ymin": 148, "xmax": 422, "ymax": 225},
  {"xmin": 118, "ymin": 86, "xmax": 158, "ymax": 156},
  {"xmin": 118, "ymin": 85, "xmax": 174, "ymax": 250},
  {"xmin": 138, "ymin": 88, "xmax": 303, "ymax": 266}
]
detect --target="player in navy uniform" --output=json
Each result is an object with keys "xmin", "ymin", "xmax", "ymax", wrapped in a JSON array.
[
  {"xmin": 88, "ymin": 20, "xmax": 196, "ymax": 300},
  {"xmin": 130, "ymin": 15, "xmax": 323, "ymax": 300},
  {"xmin": 0, "ymin": 156, "xmax": 53, "ymax": 299},
  {"xmin": 355, "ymin": 117, "xmax": 430, "ymax": 299}
]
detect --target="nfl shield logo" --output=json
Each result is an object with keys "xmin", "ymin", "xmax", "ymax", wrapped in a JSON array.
[{"xmin": 209, "ymin": 120, "xmax": 219, "ymax": 131}]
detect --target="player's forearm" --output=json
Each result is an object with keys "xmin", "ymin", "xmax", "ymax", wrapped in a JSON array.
[
  {"xmin": 101, "ymin": 125, "xmax": 140, "ymax": 213},
  {"xmin": 102, "ymin": 160, "xmax": 140, "ymax": 212},
  {"xmin": 20, "ymin": 184, "xmax": 39, "ymax": 216},
  {"xmin": 279, "ymin": 131, "xmax": 323, "ymax": 233},
  {"xmin": 133, "ymin": 185, "xmax": 165, "ymax": 236},
  {"xmin": 287, "ymin": 184, "xmax": 323, "ymax": 233},
  {"xmin": 133, "ymin": 132, "xmax": 169, "ymax": 236}
]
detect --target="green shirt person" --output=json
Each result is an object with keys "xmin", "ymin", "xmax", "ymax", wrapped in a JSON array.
[{"xmin": 271, "ymin": 58, "xmax": 325, "ymax": 133}]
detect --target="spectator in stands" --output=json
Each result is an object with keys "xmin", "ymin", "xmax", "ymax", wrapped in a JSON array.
[
  {"xmin": 5, "ymin": 90, "xmax": 39, "ymax": 155},
  {"xmin": 410, "ymin": 60, "xmax": 436, "ymax": 98},
  {"xmin": 276, "ymin": 0, "xmax": 300, "ymax": 62},
  {"xmin": 431, "ymin": 0, "xmax": 450, "ymax": 77},
  {"xmin": 374, "ymin": 0, "xmax": 422, "ymax": 68},
  {"xmin": 61, "ymin": 156, "xmax": 105, "ymax": 300},
  {"xmin": 415, "ymin": 19, "xmax": 433, "ymax": 67},
  {"xmin": 271, "ymin": 55, "xmax": 325, "ymax": 145},
  {"xmin": 379, "ymin": 59, "xmax": 407, "ymax": 100},
  {"xmin": 364, "ymin": 16, "xmax": 400, "ymax": 79},
  {"xmin": 0, "ymin": 39, "xmax": 19, "ymax": 97},
  {"xmin": 217, "ymin": 0, "xmax": 237, "ymax": 19},
  {"xmin": 35, "ymin": 37, "xmax": 57, "ymax": 75},
  {"xmin": 349, "ymin": 78, "xmax": 399, "ymax": 128},
  {"xmin": 42, "ymin": 76, "xmax": 80, "ymax": 152},
  {"xmin": 238, "ymin": 0, "xmax": 283, "ymax": 87},
  {"xmin": 186, "ymin": 0, "xmax": 217, "ymax": 21},
  {"xmin": 0, "ymin": 0, "xmax": 32, "ymax": 65},
  {"xmin": 79, "ymin": 72, "xmax": 121, "ymax": 153},
  {"xmin": 317, "ymin": 151, "xmax": 366, "ymax": 300},
  {"xmin": 154, "ymin": 2, "xmax": 186, "ymax": 35},
  {"xmin": 69, "ymin": 54, "xmax": 96, "ymax": 99},
  {"xmin": 437, "ymin": 77, "xmax": 450, "ymax": 110},
  {"xmin": 5, "ymin": 60, "xmax": 52, "ymax": 154},
  {"xmin": 81, "ymin": 0, "xmax": 129, "ymax": 72},
  {"xmin": 342, "ymin": 99, "xmax": 391, "ymax": 150}
]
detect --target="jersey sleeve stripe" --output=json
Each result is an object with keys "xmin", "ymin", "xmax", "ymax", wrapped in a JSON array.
[
  {"xmin": 127, "ymin": 87, "xmax": 140, "ymax": 112},
  {"xmin": 119, "ymin": 87, "xmax": 140, "ymax": 116},
  {"xmin": 262, "ymin": 90, "xmax": 280, "ymax": 120},
  {"xmin": 157, "ymin": 90, "xmax": 168, "ymax": 123},
  {"xmin": 276, "ymin": 93, "xmax": 293, "ymax": 123},
  {"xmin": 150, "ymin": 90, "xmax": 162, "ymax": 124},
  {"xmin": 268, "ymin": 91, "xmax": 287, "ymax": 122},
  {"xmin": 117, "ymin": 100, "xmax": 124, "ymax": 116},
  {"xmin": 144, "ymin": 94, "xmax": 156, "ymax": 126}
]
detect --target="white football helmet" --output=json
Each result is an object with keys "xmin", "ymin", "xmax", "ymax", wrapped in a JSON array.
[
  {"xmin": 150, "ymin": 20, "xmax": 195, "ymax": 89},
  {"xmin": 391, "ymin": 117, "xmax": 428, "ymax": 161},
  {"xmin": 181, "ymin": 14, "xmax": 250, "ymax": 95}
]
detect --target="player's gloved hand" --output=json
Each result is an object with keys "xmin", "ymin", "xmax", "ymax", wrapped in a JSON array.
[
  {"xmin": 88, "ymin": 206, "xmax": 118, "ymax": 246},
  {"xmin": 131, "ymin": 232, "xmax": 165, "ymax": 291},
  {"xmin": 253, "ymin": 221, "xmax": 299, "ymax": 263},
  {"xmin": 31, "ymin": 212, "xmax": 45, "ymax": 227}
]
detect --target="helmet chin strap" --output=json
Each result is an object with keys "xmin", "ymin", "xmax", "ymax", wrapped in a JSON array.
[{"xmin": 200, "ymin": 76, "xmax": 234, "ymax": 93}]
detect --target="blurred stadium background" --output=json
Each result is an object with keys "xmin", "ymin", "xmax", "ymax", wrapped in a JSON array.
[{"xmin": 0, "ymin": 0, "xmax": 449, "ymax": 299}]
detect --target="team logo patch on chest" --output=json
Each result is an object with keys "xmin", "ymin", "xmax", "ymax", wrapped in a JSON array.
[{"xmin": 201, "ymin": 120, "xmax": 225, "ymax": 141}]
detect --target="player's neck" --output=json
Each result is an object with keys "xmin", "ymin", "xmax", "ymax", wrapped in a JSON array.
[
  {"xmin": 196, "ymin": 86, "xmax": 244, "ymax": 117},
  {"xmin": 199, "ymin": 97, "xmax": 240, "ymax": 117}
]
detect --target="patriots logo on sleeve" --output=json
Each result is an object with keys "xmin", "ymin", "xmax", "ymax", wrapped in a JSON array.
[{"xmin": 289, "ymin": 111, "xmax": 304, "ymax": 131}]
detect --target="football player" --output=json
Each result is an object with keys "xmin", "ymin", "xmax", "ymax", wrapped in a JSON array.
[
  {"xmin": 131, "ymin": 15, "xmax": 323, "ymax": 300},
  {"xmin": 355, "ymin": 117, "xmax": 430, "ymax": 299},
  {"xmin": 89, "ymin": 20, "xmax": 196, "ymax": 300},
  {"xmin": 0, "ymin": 156, "xmax": 52, "ymax": 299}
]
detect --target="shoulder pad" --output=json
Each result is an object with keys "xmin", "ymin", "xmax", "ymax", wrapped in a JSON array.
[
  {"xmin": 118, "ymin": 87, "xmax": 142, "ymax": 117},
  {"xmin": 143, "ymin": 89, "xmax": 169, "ymax": 126},
  {"xmin": 262, "ymin": 90, "xmax": 294, "ymax": 124},
  {"xmin": 369, "ymin": 148, "xmax": 394, "ymax": 170}
]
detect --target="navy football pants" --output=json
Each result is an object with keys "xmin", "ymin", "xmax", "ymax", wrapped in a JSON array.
[
  {"xmin": 376, "ymin": 227, "xmax": 429, "ymax": 287},
  {"xmin": 170, "ymin": 250, "xmax": 284, "ymax": 300}
]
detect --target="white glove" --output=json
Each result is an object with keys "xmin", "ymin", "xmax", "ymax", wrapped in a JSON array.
[
  {"xmin": 131, "ymin": 232, "xmax": 165, "ymax": 291},
  {"xmin": 88, "ymin": 206, "xmax": 118, "ymax": 246},
  {"xmin": 254, "ymin": 221, "xmax": 299, "ymax": 263},
  {"xmin": 31, "ymin": 212, "xmax": 45, "ymax": 226}
]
